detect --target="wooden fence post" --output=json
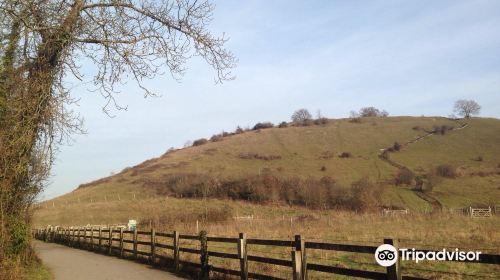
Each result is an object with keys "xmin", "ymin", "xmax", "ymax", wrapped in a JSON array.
[
  {"xmin": 292, "ymin": 249, "xmax": 302, "ymax": 280},
  {"xmin": 384, "ymin": 238, "xmax": 401, "ymax": 280},
  {"xmin": 77, "ymin": 227, "xmax": 81, "ymax": 246},
  {"xmin": 108, "ymin": 226, "xmax": 113, "ymax": 255},
  {"xmin": 120, "ymin": 227, "xmax": 124, "ymax": 258},
  {"xmin": 173, "ymin": 231, "xmax": 180, "ymax": 272},
  {"xmin": 133, "ymin": 228, "xmax": 138, "ymax": 259},
  {"xmin": 83, "ymin": 227, "xmax": 87, "ymax": 248},
  {"xmin": 151, "ymin": 228, "xmax": 156, "ymax": 264},
  {"xmin": 98, "ymin": 227, "xmax": 102, "ymax": 252},
  {"xmin": 295, "ymin": 235, "xmax": 307, "ymax": 280},
  {"xmin": 237, "ymin": 233, "xmax": 248, "ymax": 280},
  {"xmin": 90, "ymin": 227, "xmax": 94, "ymax": 250},
  {"xmin": 199, "ymin": 230, "xmax": 209, "ymax": 280}
]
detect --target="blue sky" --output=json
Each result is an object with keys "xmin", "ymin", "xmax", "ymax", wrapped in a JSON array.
[{"xmin": 41, "ymin": 0, "xmax": 500, "ymax": 200}]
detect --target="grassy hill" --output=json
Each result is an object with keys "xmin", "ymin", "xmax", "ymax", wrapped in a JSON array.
[{"xmin": 33, "ymin": 116, "xmax": 500, "ymax": 227}]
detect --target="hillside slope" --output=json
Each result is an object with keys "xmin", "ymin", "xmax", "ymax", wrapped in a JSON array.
[{"xmin": 35, "ymin": 117, "xmax": 500, "ymax": 222}]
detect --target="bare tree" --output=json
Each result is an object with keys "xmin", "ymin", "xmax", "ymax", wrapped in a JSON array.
[
  {"xmin": 453, "ymin": 99, "xmax": 481, "ymax": 118},
  {"xmin": 0, "ymin": 0, "xmax": 235, "ymax": 261},
  {"xmin": 358, "ymin": 107, "xmax": 388, "ymax": 117},
  {"xmin": 291, "ymin": 108, "xmax": 312, "ymax": 123}
]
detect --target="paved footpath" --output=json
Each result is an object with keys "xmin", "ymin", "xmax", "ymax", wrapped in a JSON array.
[{"xmin": 33, "ymin": 240, "xmax": 186, "ymax": 280}]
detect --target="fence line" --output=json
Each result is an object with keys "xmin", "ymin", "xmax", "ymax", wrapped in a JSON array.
[{"xmin": 34, "ymin": 226, "xmax": 500, "ymax": 280}]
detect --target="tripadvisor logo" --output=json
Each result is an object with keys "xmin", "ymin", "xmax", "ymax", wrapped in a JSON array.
[
  {"xmin": 375, "ymin": 244, "xmax": 482, "ymax": 266},
  {"xmin": 375, "ymin": 244, "xmax": 398, "ymax": 267}
]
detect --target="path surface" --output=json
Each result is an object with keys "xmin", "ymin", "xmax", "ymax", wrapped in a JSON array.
[{"xmin": 33, "ymin": 240, "xmax": 185, "ymax": 280}]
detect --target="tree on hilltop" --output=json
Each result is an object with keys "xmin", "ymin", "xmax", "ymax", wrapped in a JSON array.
[
  {"xmin": 453, "ymin": 99, "xmax": 481, "ymax": 118},
  {"xmin": 291, "ymin": 108, "xmax": 312, "ymax": 123}
]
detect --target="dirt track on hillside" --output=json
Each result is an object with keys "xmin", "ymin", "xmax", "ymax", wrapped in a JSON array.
[{"xmin": 33, "ymin": 240, "xmax": 185, "ymax": 280}]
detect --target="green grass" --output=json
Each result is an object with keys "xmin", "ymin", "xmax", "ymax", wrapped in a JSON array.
[{"xmin": 23, "ymin": 262, "xmax": 52, "ymax": 280}]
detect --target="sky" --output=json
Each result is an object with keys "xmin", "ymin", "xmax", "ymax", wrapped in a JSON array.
[{"xmin": 41, "ymin": 0, "xmax": 500, "ymax": 200}]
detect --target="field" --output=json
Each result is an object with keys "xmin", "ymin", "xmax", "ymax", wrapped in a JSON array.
[
  {"xmin": 33, "ymin": 195, "xmax": 500, "ymax": 279},
  {"xmin": 33, "ymin": 116, "xmax": 500, "ymax": 279}
]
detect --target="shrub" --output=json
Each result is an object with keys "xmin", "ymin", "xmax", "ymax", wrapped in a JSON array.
[
  {"xmin": 278, "ymin": 121, "xmax": 288, "ymax": 128},
  {"xmin": 252, "ymin": 122, "xmax": 274, "ymax": 130},
  {"xmin": 193, "ymin": 138, "xmax": 209, "ymax": 146},
  {"xmin": 380, "ymin": 150, "xmax": 389, "ymax": 160},
  {"xmin": 433, "ymin": 125, "xmax": 454, "ymax": 135},
  {"xmin": 6, "ymin": 215, "xmax": 29, "ymax": 256},
  {"xmin": 349, "ymin": 177, "xmax": 382, "ymax": 211},
  {"xmin": 393, "ymin": 142, "xmax": 402, "ymax": 151},
  {"xmin": 320, "ymin": 166, "xmax": 327, "ymax": 172},
  {"xmin": 412, "ymin": 126, "xmax": 421, "ymax": 130},
  {"xmin": 210, "ymin": 134, "xmax": 223, "ymax": 142},
  {"xmin": 339, "ymin": 152, "xmax": 352, "ymax": 158},
  {"xmin": 235, "ymin": 126, "xmax": 244, "ymax": 134},
  {"xmin": 435, "ymin": 164, "xmax": 456, "ymax": 178},
  {"xmin": 473, "ymin": 156, "xmax": 483, "ymax": 162},
  {"xmin": 395, "ymin": 168, "xmax": 414, "ymax": 185}
]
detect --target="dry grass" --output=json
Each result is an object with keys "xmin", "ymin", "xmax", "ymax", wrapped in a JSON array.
[{"xmin": 34, "ymin": 196, "xmax": 500, "ymax": 279}]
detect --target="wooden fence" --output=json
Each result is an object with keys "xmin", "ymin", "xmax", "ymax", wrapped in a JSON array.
[
  {"xmin": 469, "ymin": 207, "xmax": 492, "ymax": 218},
  {"xmin": 382, "ymin": 209, "xmax": 408, "ymax": 216},
  {"xmin": 33, "ymin": 226, "xmax": 500, "ymax": 280}
]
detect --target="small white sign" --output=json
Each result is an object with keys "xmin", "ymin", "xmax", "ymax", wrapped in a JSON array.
[{"xmin": 127, "ymin": 220, "xmax": 137, "ymax": 230}]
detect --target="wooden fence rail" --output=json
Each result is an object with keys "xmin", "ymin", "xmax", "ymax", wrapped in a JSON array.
[{"xmin": 33, "ymin": 226, "xmax": 500, "ymax": 280}]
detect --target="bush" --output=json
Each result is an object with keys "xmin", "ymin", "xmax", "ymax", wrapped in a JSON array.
[
  {"xmin": 393, "ymin": 142, "xmax": 402, "ymax": 151},
  {"xmin": 380, "ymin": 150, "xmax": 389, "ymax": 160},
  {"xmin": 473, "ymin": 156, "xmax": 483, "ymax": 162},
  {"xmin": 320, "ymin": 166, "xmax": 327, "ymax": 172},
  {"xmin": 210, "ymin": 134, "xmax": 223, "ymax": 142},
  {"xmin": 193, "ymin": 138, "xmax": 209, "ymax": 146},
  {"xmin": 395, "ymin": 168, "xmax": 414, "ymax": 185},
  {"xmin": 433, "ymin": 125, "xmax": 454, "ymax": 135},
  {"xmin": 278, "ymin": 121, "xmax": 288, "ymax": 128},
  {"xmin": 6, "ymin": 215, "xmax": 29, "ymax": 256},
  {"xmin": 435, "ymin": 164, "xmax": 456, "ymax": 178},
  {"xmin": 349, "ymin": 177, "xmax": 382, "ymax": 211},
  {"xmin": 252, "ymin": 122, "xmax": 274, "ymax": 130},
  {"xmin": 339, "ymin": 152, "xmax": 352, "ymax": 158},
  {"xmin": 235, "ymin": 126, "xmax": 244, "ymax": 134}
]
